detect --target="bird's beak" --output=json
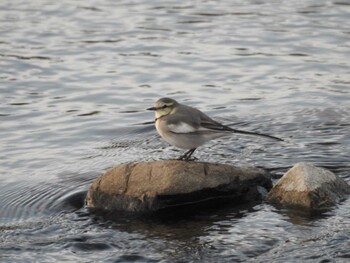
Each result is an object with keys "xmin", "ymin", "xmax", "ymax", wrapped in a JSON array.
[{"xmin": 147, "ymin": 107, "xmax": 156, "ymax": 111}]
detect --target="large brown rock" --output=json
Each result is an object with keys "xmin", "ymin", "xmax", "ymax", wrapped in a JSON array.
[
  {"xmin": 86, "ymin": 160, "xmax": 272, "ymax": 213},
  {"xmin": 267, "ymin": 162, "xmax": 350, "ymax": 209}
]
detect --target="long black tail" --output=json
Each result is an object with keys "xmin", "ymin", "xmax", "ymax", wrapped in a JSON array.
[
  {"xmin": 201, "ymin": 120, "xmax": 283, "ymax": 141},
  {"xmin": 229, "ymin": 127, "xmax": 283, "ymax": 141}
]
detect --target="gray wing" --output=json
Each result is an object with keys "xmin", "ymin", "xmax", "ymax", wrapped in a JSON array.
[
  {"xmin": 166, "ymin": 104, "xmax": 283, "ymax": 140},
  {"xmin": 166, "ymin": 104, "xmax": 230, "ymax": 133},
  {"xmin": 198, "ymin": 110, "xmax": 233, "ymax": 132},
  {"xmin": 166, "ymin": 105, "xmax": 202, "ymax": 128}
]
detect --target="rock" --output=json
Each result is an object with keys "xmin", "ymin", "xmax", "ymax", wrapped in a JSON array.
[
  {"xmin": 267, "ymin": 162, "xmax": 350, "ymax": 209},
  {"xmin": 86, "ymin": 160, "xmax": 272, "ymax": 213}
]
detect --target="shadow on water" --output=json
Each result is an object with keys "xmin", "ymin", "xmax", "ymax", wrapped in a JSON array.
[
  {"xmin": 87, "ymin": 197, "xmax": 341, "ymax": 241},
  {"xmin": 85, "ymin": 200, "xmax": 261, "ymax": 255},
  {"xmin": 50, "ymin": 189, "xmax": 87, "ymax": 212},
  {"xmin": 268, "ymin": 203, "xmax": 337, "ymax": 226}
]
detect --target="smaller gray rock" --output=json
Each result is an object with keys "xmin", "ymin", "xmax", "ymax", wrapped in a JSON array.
[
  {"xmin": 267, "ymin": 162, "xmax": 350, "ymax": 209},
  {"xmin": 86, "ymin": 160, "xmax": 272, "ymax": 213}
]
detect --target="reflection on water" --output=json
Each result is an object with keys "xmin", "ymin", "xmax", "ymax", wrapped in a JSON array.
[{"xmin": 0, "ymin": 0, "xmax": 349, "ymax": 262}]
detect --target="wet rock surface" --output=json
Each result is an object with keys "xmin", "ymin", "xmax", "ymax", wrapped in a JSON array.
[
  {"xmin": 86, "ymin": 160, "xmax": 272, "ymax": 213},
  {"xmin": 267, "ymin": 162, "xmax": 350, "ymax": 210}
]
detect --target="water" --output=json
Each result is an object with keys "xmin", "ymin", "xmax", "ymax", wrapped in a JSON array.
[{"xmin": 1, "ymin": 0, "xmax": 349, "ymax": 261}]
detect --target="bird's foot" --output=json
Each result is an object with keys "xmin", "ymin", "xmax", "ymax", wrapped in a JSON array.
[{"xmin": 177, "ymin": 148, "xmax": 197, "ymax": 161}]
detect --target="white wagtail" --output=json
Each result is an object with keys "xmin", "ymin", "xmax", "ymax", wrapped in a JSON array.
[{"xmin": 147, "ymin": 97, "xmax": 283, "ymax": 160}]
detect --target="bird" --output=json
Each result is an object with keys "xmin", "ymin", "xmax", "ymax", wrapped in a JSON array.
[{"xmin": 147, "ymin": 97, "xmax": 283, "ymax": 161}]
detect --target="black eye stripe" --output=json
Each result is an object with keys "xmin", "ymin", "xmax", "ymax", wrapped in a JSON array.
[{"xmin": 155, "ymin": 104, "xmax": 170, "ymax": 110}]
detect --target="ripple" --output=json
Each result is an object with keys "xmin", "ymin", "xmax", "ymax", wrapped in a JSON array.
[
  {"xmin": 0, "ymin": 172, "xmax": 94, "ymax": 223},
  {"xmin": 0, "ymin": 54, "xmax": 53, "ymax": 60},
  {"xmin": 77, "ymin": 110, "xmax": 100, "ymax": 116}
]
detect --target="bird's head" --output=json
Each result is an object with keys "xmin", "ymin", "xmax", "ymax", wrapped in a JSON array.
[{"xmin": 147, "ymin": 97, "xmax": 178, "ymax": 119}]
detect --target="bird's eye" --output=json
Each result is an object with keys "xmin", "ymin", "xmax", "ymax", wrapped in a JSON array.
[{"xmin": 162, "ymin": 105, "xmax": 168, "ymax": 109}]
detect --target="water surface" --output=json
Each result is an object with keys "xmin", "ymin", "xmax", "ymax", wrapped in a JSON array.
[{"xmin": 1, "ymin": 0, "xmax": 349, "ymax": 262}]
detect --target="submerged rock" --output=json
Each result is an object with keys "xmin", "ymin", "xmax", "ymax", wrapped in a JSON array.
[
  {"xmin": 86, "ymin": 160, "xmax": 272, "ymax": 213},
  {"xmin": 267, "ymin": 162, "xmax": 350, "ymax": 209}
]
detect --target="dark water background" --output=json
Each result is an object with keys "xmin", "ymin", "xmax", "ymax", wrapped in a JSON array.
[{"xmin": 1, "ymin": 0, "xmax": 349, "ymax": 262}]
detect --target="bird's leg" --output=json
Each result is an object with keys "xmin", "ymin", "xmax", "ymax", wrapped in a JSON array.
[
  {"xmin": 185, "ymin": 148, "xmax": 196, "ymax": 161},
  {"xmin": 178, "ymin": 150, "xmax": 190, "ymax": 160},
  {"xmin": 178, "ymin": 148, "xmax": 196, "ymax": 161}
]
